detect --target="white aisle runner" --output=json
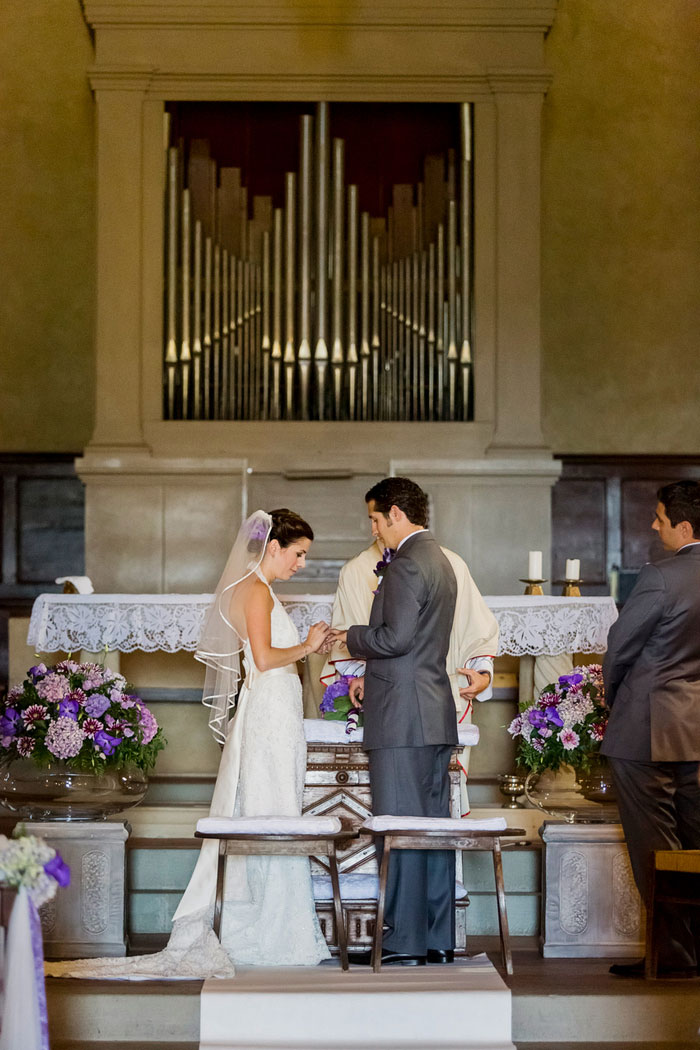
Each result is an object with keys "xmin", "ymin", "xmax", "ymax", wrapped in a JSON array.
[{"xmin": 199, "ymin": 953, "xmax": 515, "ymax": 1050}]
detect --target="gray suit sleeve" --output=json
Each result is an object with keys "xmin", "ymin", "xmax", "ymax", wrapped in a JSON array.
[
  {"xmin": 602, "ymin": 563, "xmax": 665, "ymax": 704},
  {"xmin": 346, "ymin": 557, "xmax": 422, "ymax": 659}
]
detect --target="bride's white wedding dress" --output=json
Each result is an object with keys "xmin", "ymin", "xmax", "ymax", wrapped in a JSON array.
[{"xmin": 46, "ymin": 574, "xmax": 329, "ymax": 978}]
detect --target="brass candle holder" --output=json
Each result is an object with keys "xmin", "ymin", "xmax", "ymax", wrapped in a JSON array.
[
  {"xmin": 518, "ymin": 578, "xmax": 547, "ymax": 596},
  {"xmin": 555, "ymin": 579, "xmax": 583, "ymax": 597}
]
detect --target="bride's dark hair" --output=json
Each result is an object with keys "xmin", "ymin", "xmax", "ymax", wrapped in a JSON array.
[{"xmin": 268, "ymin": 508, "xmax": 314, "ymax": 547}]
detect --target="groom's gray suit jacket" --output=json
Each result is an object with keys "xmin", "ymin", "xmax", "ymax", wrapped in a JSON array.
[
  {"xmin": 346, "ymin": 531, "xmax": 458, "ymax": 750},
  {"xmin": 601, "ymin": 543, "xmax": 700, "ymax": 763}
]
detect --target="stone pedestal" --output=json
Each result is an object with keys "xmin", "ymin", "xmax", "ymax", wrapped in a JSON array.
[
  {"xmin": 31, "ymin": 821, "xmax": 129, "ymax": 959},
  {"xmin": 540, "ymin": 821, "xmax": 644, "ymax": 958}
]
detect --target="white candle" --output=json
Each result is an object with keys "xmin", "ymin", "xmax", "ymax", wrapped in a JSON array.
[
  {"xmin": 528, "ymin": 550, "xmax": 542, "ymax": 580},
  {"xmin": 565, "ymin": 558, "xmax": 580, "ymax": 581}
]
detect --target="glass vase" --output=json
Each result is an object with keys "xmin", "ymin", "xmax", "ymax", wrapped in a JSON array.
[
  {"xmin": 0, "ymin": 759, "xmax": 147, "ymax": 821},
  {"xmin": 525, "ymin": 760, "xmax": 618, "ymax": 824}
]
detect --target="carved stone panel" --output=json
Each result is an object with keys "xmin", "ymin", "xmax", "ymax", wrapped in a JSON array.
[{"xmin": 541, "ymin": 822, "xmax": 644, "ymax": 958}]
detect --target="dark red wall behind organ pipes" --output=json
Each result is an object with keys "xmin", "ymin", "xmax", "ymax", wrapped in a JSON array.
[{"xmin": 167, "ymin": 102, "xmax": 460, "ymax": 217}]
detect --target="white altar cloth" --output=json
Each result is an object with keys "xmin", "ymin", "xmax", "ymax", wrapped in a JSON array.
[{"xmin": 27, "ymin": 593, "xmax": 617, "ymax": 657}]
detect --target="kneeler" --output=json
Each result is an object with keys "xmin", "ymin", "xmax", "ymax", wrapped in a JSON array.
[
  {"xmin": 195, "ymin": 815, "xmax": 357, "ymax": 970},
  {"xmin": 362, "ymin": 815, "xmax": 524, "ymax": 974}
]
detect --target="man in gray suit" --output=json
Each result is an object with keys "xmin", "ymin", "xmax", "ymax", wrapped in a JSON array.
[
  {"xmin": 602, "ymin": 480, "xmax": 700, "ymax": 977},
  {"xmin": 329, "ymin": 477, "xmax": 460, "ymax": 965}
]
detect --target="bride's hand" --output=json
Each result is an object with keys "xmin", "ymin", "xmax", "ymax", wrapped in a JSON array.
[{"xmin": 305, "ymin": 620, "xmax": 331, "ymax": 653}]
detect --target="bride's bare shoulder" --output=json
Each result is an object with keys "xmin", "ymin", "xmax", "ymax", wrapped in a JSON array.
[{"xmin": 245, "ymin": 577, "xmax": 274, "ymax": 610}]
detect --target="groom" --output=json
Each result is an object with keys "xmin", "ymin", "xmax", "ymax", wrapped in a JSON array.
[{"xmin": 329, "ymin": 477, "xmax": 458, "ymax": 965}]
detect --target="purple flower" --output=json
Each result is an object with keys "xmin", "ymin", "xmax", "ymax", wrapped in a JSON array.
[
  {"xmin": 545, "ymin": 705, "xmax": 564, "ymax": 727},
  {"xmin": 249, "ymin": 518, "xmax": 270, "ymax": 541},
  {"xmin": 44, "ymin": 853, "xmax": 71, "ymax": 888},
  {"xmin": 84, "ymin": 694, "xmax": 110, "ymax": 718},
  {"xmin": 559, "ymin": 673, "xmax": 584, "ymax": 689},
  {"xmin": 0, "ymin": 708, "xmax": 21, "ymax": 738},
  {"xmin": 373, "ymin": 548, "xmax": 395, "ymax": 578},
  {"xmin": 69, "ymin": 689, "xmax": 87, "ymax": 706},
  {"xmin": 119, "ymin": 695, "xmax": 137, "ymax": 709},
  {"xmin": 527, "ymin": 709, "xmax": 547, "ymax": 729},
  {"xmin": 94, "ymin": 730, "xmax": 122, "ymax": 756},
  {"xmin": 538, "ymin": 726, "xmax": 553, "ymax": 738},
  {"xmin": 28, "ymin": 663, "xmax": 47, "ymax": 679},
  {"xmin": 58, "ymin": 698, "xmax": 80, "ymax": 721},
  {"xmin": 320, "ymin": 676, "xmax": 354, "ymax": 715},
  {"xmin": 137, "ymin": 706, "xmax": 158, "ymax": 745}
]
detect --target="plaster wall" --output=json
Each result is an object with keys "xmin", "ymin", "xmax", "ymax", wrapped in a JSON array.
[
  {"xmin": 0, "ymin": 0, "xmax": 95, "ymax": 451},
  {"xmin": 542, "ymin": 1, "xmax": 700, "ymax": 454}
]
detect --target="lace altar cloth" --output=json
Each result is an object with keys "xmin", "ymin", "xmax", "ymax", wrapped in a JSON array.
[{"xmin": 27, "ymin": 593, "xmax": 616, "ymax": 658}]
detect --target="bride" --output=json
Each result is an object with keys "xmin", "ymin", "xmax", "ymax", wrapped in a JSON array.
[{"xmin": 47, "ymin": 508, "xmax": 332, "ymax": 978}]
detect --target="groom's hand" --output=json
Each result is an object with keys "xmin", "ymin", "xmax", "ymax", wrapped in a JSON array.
[
  {"xmin": 327, "ymin": 629, "xmax": 348, "ymax": 650},
  {"xmin": 457, "ymin": 667, "xmax": 491, "ymax": 702},
  {"xmin": 348, "ymin": 676, "xmax": 364, "ymax": 707}
]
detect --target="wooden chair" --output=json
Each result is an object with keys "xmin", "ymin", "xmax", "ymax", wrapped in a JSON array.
[
  {"xmin": 363, "ymin": 816, "xmax": 525, "ymax": 974},
  {"xmin": 645, "ymin": 849, "xmax": 700, "ymax": 979},
  {"xmin": 195, "ymin": 816, "xmax": 357, "ymax": 970}
]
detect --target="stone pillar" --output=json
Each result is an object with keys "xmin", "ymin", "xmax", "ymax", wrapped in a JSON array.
[
  {"xmin": 488, "ymin": 81, "xmax": 551, "ymax": 455},
  {"xmin": 34, "ymin": 821, "xmax": 129, "ymax": 959},
  {"xmin": 90, "ymin": 82, "xmax": 152, "ymax": 451}
]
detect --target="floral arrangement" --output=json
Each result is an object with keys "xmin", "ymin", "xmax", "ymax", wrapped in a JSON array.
[
  {"xmin": 507, "ymin": 664, "xmax": 607, "ymax": 774},
  {"xmin": 372, "ymin": 548, "xmax": 395, "ymax": 594},
  {"xmin": 0, "ymin": 827, "xmax": 70, "ymax": 907},
  {"xmin": 0, "ymin": 661, "xmax": 165, "ymax": 775},
  {"xmin": 320, "ymin": 676, "xmax": 363, "ymax": 734}
]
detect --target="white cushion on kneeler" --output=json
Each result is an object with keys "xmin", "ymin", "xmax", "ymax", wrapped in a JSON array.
[
  {"xmin": 197, "ymin": 815, "xmax": 342, "ymax": 836},
  {"xmin": 363, "ymin": 815, "xmax": 508, "ymax": 833}
]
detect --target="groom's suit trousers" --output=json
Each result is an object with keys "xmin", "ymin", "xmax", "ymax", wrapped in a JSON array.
[{"xmin": 369, "ymin": 744, "xmax": 455, "ymax": 956}]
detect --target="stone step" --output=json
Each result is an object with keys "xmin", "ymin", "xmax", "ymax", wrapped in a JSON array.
[{"xmin": 46, "ymin": 951, "xmax": 700, "ymax": 1047}]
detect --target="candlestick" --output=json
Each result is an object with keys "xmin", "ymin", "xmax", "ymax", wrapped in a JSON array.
[
  {"xmin": 519, "ymin": 577, "xmax": 547, "ymax": 596},
  {"xmin": 528, "ymin": 550, "xmax": 542, "ymax": 580},
  {"xmin": 565, "ymin": 558, "xmax": 580, "ymax": 581}
]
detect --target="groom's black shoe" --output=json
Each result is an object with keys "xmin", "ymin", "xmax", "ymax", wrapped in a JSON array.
[
  {"xmin": 427, "ymin": 949, "xmax": 454, "ymax": 964},
  {"xmin": 348, "ymin": 949, "xmax": 426, "ymax": 966}
]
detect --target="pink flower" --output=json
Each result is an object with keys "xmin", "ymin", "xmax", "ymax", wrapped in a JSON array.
[
  {"xmin": 45, "ymin": 717, "xmax": 84, "ymax": 759},
  {"xmin": 17, "ymin": 736, "xmax": 36, "ymax": 757},
  {"xmin": 507, "ymin": 715, "xmax": 523, "ymax": 737},
  {"xmin": 36, "ymin": 674, "xmax": 71, "ymax": 702},
  {"xmin": 588, "ymin": 722, "xmax": 606, "ymax": 742},
  {"xmin": 69, "ymin": 689, "xmax": 87, "ymax": 706},
  {"xmin": 560, "ymin": 729, "xmax": 580, "ymax": 750}
]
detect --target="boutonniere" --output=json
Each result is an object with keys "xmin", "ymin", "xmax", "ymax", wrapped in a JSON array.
[{"xmin": 372, "ymin": 548, "xmax": 395, "ymax": 594}]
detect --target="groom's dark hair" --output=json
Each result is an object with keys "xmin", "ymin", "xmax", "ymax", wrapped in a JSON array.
[{"xmin": 365, "ymin": 477, "xmax": 429, "ymax": 527}]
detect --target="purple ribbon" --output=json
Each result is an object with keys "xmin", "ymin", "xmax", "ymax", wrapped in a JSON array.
[{"xmin": 27, "ymin": 893, "xmax": 50, "ymax": 1050}]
